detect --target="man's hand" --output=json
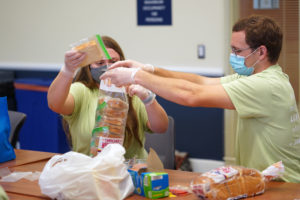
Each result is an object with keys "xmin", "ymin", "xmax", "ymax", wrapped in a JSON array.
[
  {"xmin": 108, "ymin": 60, "xmax": 154, "ymax": 73},
  {"xmin": 100, "ymin": 67, "xmax": 140, "ymax": 87}
]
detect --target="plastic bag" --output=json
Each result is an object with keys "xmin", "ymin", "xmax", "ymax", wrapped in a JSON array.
[
  {"xmin": 90, "ymin": 79, "xmax": 129, "ymax": 156},
  {"xmin": 190, "ymin": 161, "xmax": 284, "ymax": 200},
  {"xmin": 0, "ymin": 167, "xmax": 40, "ymax": 182},
  {"xmin": 70, "ymin": 34, "xmax": 111, "ymax": 67},
  {"xmin": 0, "ymin": 96, "xmax": 16, "ymax": 163},
  {"xmin": 39, "ymin": 144, "xmax": 134, "ymax": 200}
]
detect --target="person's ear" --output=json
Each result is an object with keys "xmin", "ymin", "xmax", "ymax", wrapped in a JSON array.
[{"xmin": 260, "ymin": 45, "xmax": 267, "ymax": 56}]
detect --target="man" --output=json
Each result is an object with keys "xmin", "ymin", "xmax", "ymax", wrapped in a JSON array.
[{"xmin": 101, "ymin": 15, "xmax": 300, "ymax": 182}]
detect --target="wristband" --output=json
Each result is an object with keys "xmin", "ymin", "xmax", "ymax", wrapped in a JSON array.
[{"xmin": 143, "ymin": 90, "xmax": 156, "ymax": 106}]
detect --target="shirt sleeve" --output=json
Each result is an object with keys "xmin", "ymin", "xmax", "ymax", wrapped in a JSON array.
[
  {"xmin": 220, "ymin": 73, "xmax": 241, "ymax": 84},
  {"xmin": 222, "ymin": 75, "xmax": 271, "ymax": 118},
  {"xmin": 62, "ymin": 82, "xmax": 84, "ymax": 123},
  {"xmin": 0, "ymin": 186, "xmax": 8, "ymax": 200}
]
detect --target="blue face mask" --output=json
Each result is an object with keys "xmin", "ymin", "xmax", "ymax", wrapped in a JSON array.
[
  {"xmin": 229, "ymin": 54, "xmax": 254, "ymax": 76},
  {"xmin": 229, "ymin": 48, "xmax": 260, "ymax": 76},
  {"xmin": 90, "ymin": 65, "xmax": 107, "ymax": 83}
]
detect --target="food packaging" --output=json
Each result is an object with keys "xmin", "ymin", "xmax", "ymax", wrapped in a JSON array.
[
  {"xmin": 190, "ymin": 161, "xmax": 284, "ymax": 200},
  {"xmin": 90, "ymin": 79, "xmax": 129, "ymax": 156},
  {"xmin": 70, "ymin": 34, "xmax": 111, "ymax": 67},
  {"xmin": 128, "ymin": 148, "xmax": 169, "ymax": 199}
]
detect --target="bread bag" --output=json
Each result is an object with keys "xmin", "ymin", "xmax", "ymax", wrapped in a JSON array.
[
  {"xmin": 191, "ymin": 161, "xmax": 284, "ymax": 200},
  {"xmin": 90, "ymin": 79, "xmax": 129, "ymax": 157}
]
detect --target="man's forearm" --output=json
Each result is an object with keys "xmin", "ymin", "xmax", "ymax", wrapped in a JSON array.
[
  {"xmin": 133, "ymin": 70, "xmax": 232, "ymax": 109},
  {"xmin": 134, "ymin": 70, "xmax": 195, "ymax": 106},
  {"xmin": 153, "ymin": 66, "xmax": 217, "ymax": 85}
]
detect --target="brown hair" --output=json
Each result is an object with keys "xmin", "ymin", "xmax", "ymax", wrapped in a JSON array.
[
  {"xmin": 63, "ymin": 35, "xmax": 142, "ymax": 149},
  {"xmin": 232, "ymin": 15, "xmax": 282, "ymax": 63}
]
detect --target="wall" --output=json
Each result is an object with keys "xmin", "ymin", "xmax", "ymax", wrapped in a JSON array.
[{"xmin": 0, "ymin": 0, "xmax": 228, "ymax": 73}]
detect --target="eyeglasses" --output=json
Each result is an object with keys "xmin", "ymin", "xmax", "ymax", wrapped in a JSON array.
[{"xmin": 231, "ymin": 47, "xmax": 252, "ymax": 56}]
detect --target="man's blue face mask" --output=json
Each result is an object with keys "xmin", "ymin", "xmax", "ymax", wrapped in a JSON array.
[
  {"xmin": 229, "ymin": 48, "xmax": 260, "ymax": 76},
  {"xmin": 90, "ymin": 65, "xmax": 107, "ymax": 83}
]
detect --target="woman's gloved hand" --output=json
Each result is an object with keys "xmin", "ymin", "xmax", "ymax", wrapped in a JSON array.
[
  {"xmin": 128, "ymin": 84, "xmax": 156, "ymax": 106},
  {"xmin": 61, "ymin": 50, "xmax": 86, "ymax": 78}
]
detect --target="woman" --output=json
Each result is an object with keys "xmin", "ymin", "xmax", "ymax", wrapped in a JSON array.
[{"xmin": 47, "ymin": 36, "xmax": 168, "ymax": 159}]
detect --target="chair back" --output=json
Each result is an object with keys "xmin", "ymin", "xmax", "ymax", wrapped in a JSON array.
[
  {"xmin": 145, "ymin": 116, "xmax": 175, "ymax": 169},
  {"xmin": 8, "ymin": 110, "xmax": 27, "ymax": 148}
]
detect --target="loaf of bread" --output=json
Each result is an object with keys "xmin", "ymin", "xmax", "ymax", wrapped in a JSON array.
[
  {"xmin": 98, "ymin": 97, "xmax": 128, "ymax": 137},
  {"xmin": 191, "ymin": 162, "xmax": 284, "ymax": 200},
  {"xmin": 90, "ymin": 96, "xmax": 129, "ymax": 157},
  {"xmin": 107, "ymin": 98, "xmax": 129, "ymax": 109},
  {"xmin": 191, "ymin": 166, "xmax": 264, "ymax": 200}
]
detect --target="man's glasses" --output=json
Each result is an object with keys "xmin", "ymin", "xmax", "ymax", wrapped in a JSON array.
[{"xmin": 231, "ymin": 47, "xmax": 252, "ymax": 56}]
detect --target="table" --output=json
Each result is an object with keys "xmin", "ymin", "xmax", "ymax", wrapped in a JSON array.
[
  {"xmin": 0, "ymin": 149, "xmax": 57, "ymax": 200},
  {"xmin": 1, "ymin": 150, "xmax": 300, "ymax": 200}
]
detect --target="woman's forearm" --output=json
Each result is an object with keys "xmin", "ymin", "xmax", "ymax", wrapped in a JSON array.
[
  {"xmin": 47, "ymin": 72, "xmax": 74, "ymax": 115},
  {"xmin": 145, "ymin": 100, "xmax": 169, "ymax": 133}
]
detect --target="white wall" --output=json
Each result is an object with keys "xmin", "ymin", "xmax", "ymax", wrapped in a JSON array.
[{"xmin": 0, "ymin": 0, "xmax": 230, "ymax": 75}]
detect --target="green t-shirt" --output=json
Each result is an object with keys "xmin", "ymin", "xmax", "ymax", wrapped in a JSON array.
[
  {"xmin": 221, "ymin": 65, "xmax": 300, "ymax": 183},
  {"xmin": 63, "ymin": 82, "xmax": 151, "ymax": 159}
]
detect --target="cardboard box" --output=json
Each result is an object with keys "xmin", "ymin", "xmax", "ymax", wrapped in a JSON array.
[{"xmin": 128, "ymin": 148, "xmax": 169, "ymax": 199}]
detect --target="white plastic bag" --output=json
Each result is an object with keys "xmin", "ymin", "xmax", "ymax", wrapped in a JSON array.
[{"xmin": 39, "ymin": 144, "xmax": 134, "ymax": 200}]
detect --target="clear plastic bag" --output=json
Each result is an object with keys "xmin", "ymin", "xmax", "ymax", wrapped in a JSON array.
[
  {"xmin": 90, "ymin": 79, "xmax": 129, "ymax": 157},
  {"xmin": 70, "ymin": 34, "xmax": 111, "ymax": 67},
  {"xmin": 190, "ymin": 161, "xmax": 284, "ymax": 200},
  {"xmin": 39, "ymin": 144, "xmax": 134, "ymax": 200}
]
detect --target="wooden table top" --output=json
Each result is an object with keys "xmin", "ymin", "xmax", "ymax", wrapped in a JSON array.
[
  {"xmin": 0, "ymin": 149, "xmax": 57, "ymax": 169},
  {"xmin": 1, "ymin": 149, "xmax": 299, "ymax": 200}
]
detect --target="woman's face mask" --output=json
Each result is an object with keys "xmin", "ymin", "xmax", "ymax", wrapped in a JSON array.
[
  {"xmin": 229, "ymin": 48, "xmax": 260, "ymax": 76},
  {"xmin": 90, "ymin": 65, "xmax": 107, "ymax": 83}
]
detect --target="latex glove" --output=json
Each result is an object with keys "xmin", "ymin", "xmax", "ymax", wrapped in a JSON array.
[
  {"xmin": 61, "ymin": 50, "xmax": 86, "ymax": 77},
  {"xmin": 128, "ymin": 84, "xmax": 156, "ymax": 106},
  {"xmin": 108, "ymin": 60, "xmax": 154, "ymax": 73},
  {"xmin": 100, "ymin": 67, "xmax": 140, "ymax": 86}
]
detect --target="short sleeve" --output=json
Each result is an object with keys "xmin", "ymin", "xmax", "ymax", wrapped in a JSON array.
[
  {"xmin": 222, "ymin": 76, "xmax": 271, "ymax": 118},
  {"xmin": 221, "ymin": 73, "xmax": 241, "ymax": 84}
]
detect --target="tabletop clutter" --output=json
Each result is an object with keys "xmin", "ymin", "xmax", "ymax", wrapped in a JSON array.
[
  {"xmin": 36, "ymin": 144, "xmax": 283, "ymax": 200},
  {"xmin": 127, "ymin": 148, "xmax": 169, "ymax": 199}
]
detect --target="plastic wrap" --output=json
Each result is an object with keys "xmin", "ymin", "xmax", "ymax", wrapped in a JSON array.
[
  {"xmin": 90, "ymin": 79, "xmax": 129, "ymax": 156},
  {"xmin": 190, "ymin": 161, "xmax": 284, "ymax": 200},
  {"xmin": 70, "ymin": 34, "xmax": 110, "ymax": 67}
]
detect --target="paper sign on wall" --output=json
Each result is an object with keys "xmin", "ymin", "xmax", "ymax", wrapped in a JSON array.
[{"xmin": 137, "ymin": 0, "xmax": 172, "ymax": 26}]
